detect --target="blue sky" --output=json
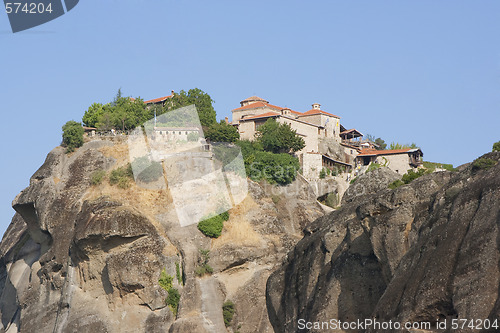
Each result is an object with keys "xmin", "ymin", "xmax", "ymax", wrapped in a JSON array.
[{"xmin": 1, "ymin": 0, "xmax": 499, "ymax": 236}]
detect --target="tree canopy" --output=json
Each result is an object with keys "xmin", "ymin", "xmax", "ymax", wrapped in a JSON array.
[
  {"xmin": 389, "ymin": 142, "xmax": 418, "ymax": 150},
  {"xmin": 82, "ymin": 91, "xmax": 149, "ymax": 131},
  {"xmin": 62, "ymin": 120, "xmax": 84, "ymax": 153},
  {"xmin": 255, "ymin": 118, "xmax": 305, "ymax": 154},
  {"xmin": 205, "ymin": 120, "xmax": 239, "ymax": 143},
  {"xmin": 164, "ymin": 88, "xmax": 217, "ymax": 128}
]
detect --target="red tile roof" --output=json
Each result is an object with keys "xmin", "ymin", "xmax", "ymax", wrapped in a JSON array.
[
  {"xmin": 232, "ymin": 101, "xmax": 282, "ymax": 112},
  {"xmin": 299, "ymin": 109, "xmax": 340, "ymax": 118},
  {"xmin": 357, "ymin": 148, "xmax": 411, "ymax": 156},
  {"xmin": 241, "ymin": 96, "xmax": 269, "ymax": 103},
  {"xmin": 239, "ymin": 112, "xmax": 280, "ymax": 121},
  {"xmin": 144, "ymin": 94, "xmax": 173, "ymax": 104}
]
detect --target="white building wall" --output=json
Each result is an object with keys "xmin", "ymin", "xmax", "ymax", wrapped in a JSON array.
[{"xmin": 375, "ymin": 154, "xmax": 412, "ymax": 175}]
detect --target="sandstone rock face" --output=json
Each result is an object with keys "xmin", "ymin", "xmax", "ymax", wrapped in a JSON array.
[
  {"xmin": 267, "ymin": 152, "xmax": 500, "ymax": 333},
  {"xmin": 0, "ymin": 139, "xmax": 326, "ymax": 332}
]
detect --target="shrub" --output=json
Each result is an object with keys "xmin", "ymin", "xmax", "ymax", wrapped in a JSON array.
[
  {"xmin": 175, "ymin": 262, "xmax": 182, "ymax": 284},
  {"xmin": 159, "ymin": 269, "xmax": 174, "ymax": 291},
  {"xmin": 493, "ymin": 141, "xmax": 500, "ymax": 152},
  {"xmin": 367, "ymin": 162, "xmax": 381, "ymax": 173},
  {"xmin": 350, "ymin": 177, "xmax": 357, "ymax": 184},
  {"xmin": 109, "ymin": 164, "xmax": 133, "ymax": 188},
  {"xmin": 90, "ymin": 170, "xmax": 106, "ymax": 185},
  {"xmin": 388, "ymin": 179, "xmax": 404, "ymax": 189},
  {"xmin": 271, "ymin": 195, "xmax": 281, "ymax": 204},
  {"xmin": 472, "ymin": 158, "xmax": 497, "ymax": 171},
  {"xmin": 222, "ymin": 300, "xmax": 235, "ymax": 327},
  {"xmin": 401, "ymin": 168, "xmax": 428, "ymax": 184},
  {"xmin": 319, "ymin": 168, "xmax": 326, "ymax": 179},
  {"xmin": 236, "ymin": 140, "xmax": 300, "ymax": 185},
  {"xmin": 62, "ymin": 120, "xmax": 84, "ymax": 153},
  {"xmin": 195, "ymin": 249, "xmax": 213, "ymax": 277},
  {"xmin": 198, "ymin": 214, "xmax": 224, "ymax": 238},
  {"xmin": 166, "ymin": 287, "xmax": 180, "ymax": 315}
]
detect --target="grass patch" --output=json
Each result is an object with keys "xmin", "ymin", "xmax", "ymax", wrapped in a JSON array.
[
  {"xmin": 222, "ymin": 300, "xmax": 235, "ymax": 327},
  {"xmin": 159, "ymin": 268, "xmax": 180, "ymax": 315},
  {"xmin": 388, "ymin": 168, "xmax": 429, "ymax": 189},
  {"xmin": 388, "ymin": 179, "xmax": 404, "ymax": 189},
  {"xmin": 91, "ymin": 170, "xmax": 106, "ymax": 185},
  {"xmin": 350, "ymin": 177, "xmax": 357, "ymax": 184}
]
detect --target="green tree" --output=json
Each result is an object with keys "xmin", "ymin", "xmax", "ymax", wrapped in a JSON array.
[
  {"xmin": 82, "ymin": 103, "xmax": 105, "ymax": 128},
  {"xmin": 166, "ymin": 88, "xmax": 217, "ymax": 127},
  {"xmin": 493, "ymin": 141, "xmax": 500, "ymax": 152},
  {"xmin": 205, "ymin": 120, "xmax": 240, "ymax": 143},
  {"xmin": 389, "ymin": 142, "xmax": 418, "ymax": 150},
  {"xmin": 62, "ymin": 121, "xmax": 84, "ymax": 153},
  {"xmin": 375, "ymin": 138, "xmax": 387, "ymax": 150},
  {"xmin": 256, "ymin": 118, "xmax": 305, "ymax": 154}
]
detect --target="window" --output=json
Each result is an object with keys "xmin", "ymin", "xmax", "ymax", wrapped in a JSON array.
[
  {"xmin": 185, "ymin": 131, "xmax": 188, "ymax": 135},
  {"xmin": 179, "ymin": 131, "xmax": 181, "ymax": 135}
]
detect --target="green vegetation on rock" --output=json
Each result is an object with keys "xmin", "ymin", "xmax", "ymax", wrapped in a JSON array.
[
  {"xmin": 422, "ymin": 161, "xmax": 455, "ymax": 172},
  {"xmin": 62, "ymin": 120, "xmax": 84, "ymax": 153},
  {"xmin": 197, "ymin": 211, "xmax": 229, "ymax": 238},
  {"xmin": 388, "ymin": 168, "xmax": 429, "ymax": 189},
  {"xmin": 472, "ymin": 158, "xmax": 497, "ymax": 171},
  {"xmin": 90, "ymin": 170, "xmax": 106, "ymax": 185},
  {"xmin": 493, "ymin": 141, "xmax": 500, "ymax": 152},
  {"xmin": 222, "ymin": 300, "xmax": 235, "ymax": 327},
  {"xmin": 205, "ymin": 120, "xmax": 240, "ymax": 143},
  {"xmin": 109, "ymin": 164, "xmax": 134, "ymax": 189},
  {"xmin": 195, "ymin": 249, "xmax": 213, "ymax": 277}
]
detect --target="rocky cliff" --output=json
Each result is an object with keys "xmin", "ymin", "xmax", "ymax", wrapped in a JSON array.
[
  {"xmin": 0, "ymin": 139, "xmax": 326, "ymax": 333},
  {"xmin": 266, "ymin": 152, "xmax": 500, "ymax": 332}
]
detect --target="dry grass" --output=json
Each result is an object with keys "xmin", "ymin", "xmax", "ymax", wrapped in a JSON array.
[
  {"xmin": 53, "ymin": 177, "xmax": 60, "ymax": 184},
  {"xmin": 84, "ymin": 179, "xmax": 178, "ymax": 255},
  {"xmin": 212, "ymin": 196, "xmax": 262, "ymax": 249},
  {"xmin": 98, "ymin": 143, "xmax": 130, "ymax": 166}
]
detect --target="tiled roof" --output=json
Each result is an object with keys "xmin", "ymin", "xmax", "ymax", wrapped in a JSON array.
[
  {"xmin": 144, "ymin": 94, "xmax": 173, "ymax": 104},
  {"xmin": 299, "ymin": 109, "xmax": 340, "ymax": 118},
  {"xmin": 232, "ymin": 102, "xmax": 283, "ymax": 112},
  {"xmin": 357, "ymin": 148, "xmax": 412, "ymax": 156},
  {"xmin": 239, "ymin": 112, "xmax": 280, "ymax": 121},
  {"xmin": 241, "ymin": 96, "xmax": 269, "ymax": 103}
]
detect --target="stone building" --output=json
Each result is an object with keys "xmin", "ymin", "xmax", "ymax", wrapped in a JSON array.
[{"xmin": 231, "ymin": 96, "xmax": 424, "ymax": 179}]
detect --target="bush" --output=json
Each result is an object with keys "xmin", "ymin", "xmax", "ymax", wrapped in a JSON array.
[
  {"xmin": 319, "ymin": 168, "xmax": 326, "ymax": 179},
  {"xmin": 401, "ymin": 168, "xmax": 428, "ymax": 184},
  {"xmin": 472, "ymin": 158, "xmax": 497, "ymax": 171},
  {"xmin": 62, "ymin": 120, "xmax": 84, "ymax": 153},
  {"xmin": 350, "ymin": 177, "xmax": 357, "ymax": 184},
  {"xmin": 195, "ymin": 249, "xmax": 213, "ymax": 277},
  {"xmin": 175, "ymin": 262, "xmax": 182, "ymax": 284},
  {"xmin": 247, "ymin": 151, "xmax": 300, "ymax": 185},
  {"xmin": 205, "ymin": 121, "xmax": 239, "ymax": 143},
  {"xmin": 366, "ymin": 162, "xmax": 381, "ymax": 173},
  {"xmin": 493, "ymin": 141, "xmax": 500, "ymax": 152},
  {"xmin": 388, "ymin": 179, "xmax": 404, "ymax": 189},
  {"xmin": 166, "ymin": 287, "xmax": 180, "ymax": 315},
  {"xmin": 159, "ymin": 269, "xmax": 174, "ymax": 291},
  {"xmin": 222, "ymin": 300, "xmax": 235, "ymax": 327},
  {"xmin": 198, "ymin": 214, "xmax": 224, "ymax": 238},
  {"xmin": 90, "ymin": 170, "xmax": 106, "ymax": 185},
  {"xmin": 109, "ymin": 164, "xmax": 133, "ymax": 188}
]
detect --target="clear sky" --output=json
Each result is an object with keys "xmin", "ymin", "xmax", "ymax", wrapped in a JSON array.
[{"xmin": 1, "ymin": 0, "xmax": 499, "ymax": 236}]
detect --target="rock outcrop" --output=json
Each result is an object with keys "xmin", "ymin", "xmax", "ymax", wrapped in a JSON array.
[
  {"xmin": 0, "ymin": 139, "xmax": 326, "ymax": 333},
  {"xmin": 266, "ymin": 152, "xmax": 500, "ymax": 332}
]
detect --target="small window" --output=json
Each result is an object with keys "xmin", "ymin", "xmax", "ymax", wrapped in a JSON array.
[
  {"xmin": 166, "ymin": 131, "xmax": 168, "ymax": 134},
  {"xmin": 179, "ymin": 131, "xmax": 181, "ymax": 135},
  {"xmin": 185, "ymin": 131, "xmax": 188, "ymax": 135}
]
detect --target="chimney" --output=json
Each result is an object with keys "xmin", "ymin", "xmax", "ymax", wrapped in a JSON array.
[
  {"xmin": 312, "ymin": 103, "xmax": 321, "ymax": 110},
  {"xmin": 225, "ymin": 117, "xmax": 229, "ymax": 124}
]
